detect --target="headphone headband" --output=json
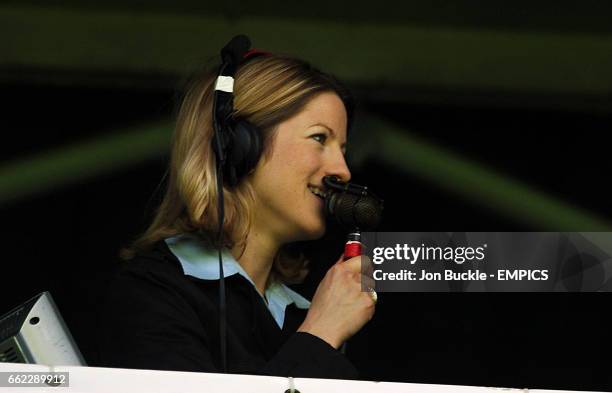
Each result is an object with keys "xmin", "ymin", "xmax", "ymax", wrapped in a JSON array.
[{"xmin": 219, "ymin": 35, "xmax": 251, "ymax": 72}]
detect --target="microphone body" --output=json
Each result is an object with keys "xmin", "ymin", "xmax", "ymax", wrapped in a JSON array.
[
  {"xmin": 323, "ymin": 176, "xmax": 382, "ymax": 354},
  {"xmin": 322, "ymin": 176, "xmax": 384, "ymax": 260}
]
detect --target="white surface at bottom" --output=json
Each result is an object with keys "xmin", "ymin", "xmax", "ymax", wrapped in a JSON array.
[{"xmin": 0, "ymin": 362, "xmax": 605, "ymax": 393}]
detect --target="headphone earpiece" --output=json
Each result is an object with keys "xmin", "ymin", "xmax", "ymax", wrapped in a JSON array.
[{"xmin": 223, "ymin": 119, "xmax": 263, "ymax": 187}]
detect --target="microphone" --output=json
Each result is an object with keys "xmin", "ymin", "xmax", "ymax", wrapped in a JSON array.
[
  {"xmin": 323, "ymin": 176, "xmax": 383, "ymax": 354},
  {"xmin": 322, "ymin": 176, "xmax": 384, "ymax": 259}
]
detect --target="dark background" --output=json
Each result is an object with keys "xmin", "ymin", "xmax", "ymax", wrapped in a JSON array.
[{"xmin": 2, "ymin": 1, "xmax": 612, "ymax": 391}]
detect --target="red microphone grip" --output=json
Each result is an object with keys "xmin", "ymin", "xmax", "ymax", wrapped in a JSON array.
[
  {"xmin": 343, "ymin": 242, "xmax": 362, "ymax": 260},
  {"xmin": 343, "ymin": 232, "xmax": 362, "ymax": 261}
]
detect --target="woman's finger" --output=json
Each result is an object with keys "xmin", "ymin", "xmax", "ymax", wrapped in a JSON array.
[{"xmin": 342, "ymin": 255, "xmax": 370, "ymax": 274}]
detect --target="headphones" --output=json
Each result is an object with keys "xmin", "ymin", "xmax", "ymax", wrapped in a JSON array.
[
  {"xmin": 212, "ymin": 35, "xmax": 265, "ymax": 187},
  {"xmin": 210, "ymin": 34, "xmax": 269, "ymax": 372}
]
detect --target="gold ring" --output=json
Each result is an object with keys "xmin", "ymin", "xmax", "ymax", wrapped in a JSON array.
[{"xmin": 369, "ymin": 289, "xmax": 378, "ymax": 304}]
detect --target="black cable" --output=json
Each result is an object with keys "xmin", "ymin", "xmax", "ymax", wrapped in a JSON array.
[
  {"xmin": 216, "ymin": 165, "xmax": 227, "ymax": 373},
  {"xmin": 212, "ymin": 62, "xmax": 229, "ymax": 373}
]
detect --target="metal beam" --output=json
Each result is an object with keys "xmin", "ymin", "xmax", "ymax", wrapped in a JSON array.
[
  {"xmin": 2, "ymin": 4, "xmax": 612, "ymax": 98},
  {"xmin": 0, "ymin": 121, "xmax": 172, "ymax": 205},
  {"xmin": 1, "ymin": 113, "xmax": 610, "ymax": 231},
  {"xmin": 351, "ymin": 115, "xmax": 612, "ymax": 231}
]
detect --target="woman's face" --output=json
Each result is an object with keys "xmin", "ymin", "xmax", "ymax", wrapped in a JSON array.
[{"xmin": 250, "ymin": 92, "xmax": 351, "ymax": 244}]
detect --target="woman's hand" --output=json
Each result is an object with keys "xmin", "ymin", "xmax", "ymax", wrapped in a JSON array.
[{"xmin": 297, "ymin": 255, "xmax": 376, "ymax": 349}]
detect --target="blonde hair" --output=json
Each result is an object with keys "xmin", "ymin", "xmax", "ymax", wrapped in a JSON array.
[{"xmin": 124, "ymin": 54, "xmax": 353, "ymax": 284}]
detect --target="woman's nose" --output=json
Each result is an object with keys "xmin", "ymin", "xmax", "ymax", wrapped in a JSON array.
[{"xmin": 325, "ymin": 149, "xmax": 351, "ymax": 183}]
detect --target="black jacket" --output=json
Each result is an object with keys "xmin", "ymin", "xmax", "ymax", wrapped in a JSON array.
[{"xmin": 98, "ymin": 241, "xmax": 358, "ymax": 379}]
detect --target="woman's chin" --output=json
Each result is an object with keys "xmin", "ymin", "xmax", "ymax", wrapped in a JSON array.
[{"xmin": 296, "ymin": 221, "xmax": 326, "ymax": 241}]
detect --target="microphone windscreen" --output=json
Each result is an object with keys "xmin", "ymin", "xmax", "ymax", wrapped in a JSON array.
[
  {"xmin": 326, "ymin": 191, "xmax": 383, "ymax": 231},
  {"xmin": 221, "ymin": 35, "xmax": 251, "ymax": 65}
]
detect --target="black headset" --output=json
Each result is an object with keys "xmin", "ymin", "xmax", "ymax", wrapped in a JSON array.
[
  {"xmin": 212, "ymin": 34, "xmax": 264, "ymax": 187},
  {"xmin": 211, "ymin": 34, "xmax": 267, "ymax": 373}
]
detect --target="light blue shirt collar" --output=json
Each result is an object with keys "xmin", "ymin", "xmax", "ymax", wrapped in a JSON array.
[{"xmin": 165, "ymin": 235, "xmax": 310, "ymax": 329}]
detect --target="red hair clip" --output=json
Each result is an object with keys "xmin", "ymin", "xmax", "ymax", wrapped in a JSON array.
[{"xmin": 242, "ymin": 48, "xmax": 272, "ymax": 62}]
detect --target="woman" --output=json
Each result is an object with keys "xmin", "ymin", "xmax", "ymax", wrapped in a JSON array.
[{"xmin": 99, "ymin": 45, "xmax": 375, "ymax": 379}]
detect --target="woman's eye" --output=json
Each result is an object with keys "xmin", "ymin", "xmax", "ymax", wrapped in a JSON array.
[{"xmin": 311, "ymin": 133, "xmax": 327, "ymax": 144}]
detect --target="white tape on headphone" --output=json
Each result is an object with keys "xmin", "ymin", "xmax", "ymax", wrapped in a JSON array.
[{"xmin": 214, "ymin": 76, "xmax": 234, "ymax": 93}]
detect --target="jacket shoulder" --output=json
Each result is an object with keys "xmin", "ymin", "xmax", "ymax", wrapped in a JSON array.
[{"xmin": 116, "ymin": 241, "xmax": 185, "ymax": 278}]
